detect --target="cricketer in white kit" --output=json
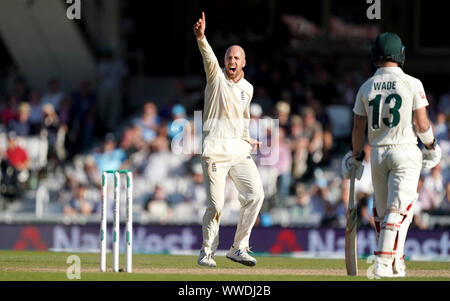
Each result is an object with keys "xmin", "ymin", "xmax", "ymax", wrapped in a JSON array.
[
  {"xmin": 342, "ymin": 32, "xmax": 441, "ymax": 277},
  {"xmin": 193, "ymin": 12, "xmax": 265, "ymax": 267}
]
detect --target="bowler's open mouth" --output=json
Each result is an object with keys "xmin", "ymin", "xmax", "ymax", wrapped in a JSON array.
[{"xmin": 229, "ymin": 67, "xmax": 236, "ymax": 73}]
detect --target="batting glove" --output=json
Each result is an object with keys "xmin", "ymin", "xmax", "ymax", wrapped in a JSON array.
[
  {"xmin": 341, "ymin": 150, "xmax": 365, "ymax": 180},
  {"xmin": 422, "ymin": 140, "xmax": 441, "ymax": 169}
]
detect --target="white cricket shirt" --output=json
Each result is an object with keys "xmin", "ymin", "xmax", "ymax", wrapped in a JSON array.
[
  {"xmin": 197, "ymin": 37, "xmax": 253, "ymax": 160},
  {"xmin": 353, "ymin": 67, "xmax": 429, "ymax": 146}
]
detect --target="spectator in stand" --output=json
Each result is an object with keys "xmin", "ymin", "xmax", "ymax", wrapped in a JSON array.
[
  {"xmin": 41, "ymin": 103, "xmax": 61, "ymax": 168},
  {"xmin": 423, "ymin": 164, "xmax": 445, "ymax": 208},
  {"xmin": 5, "ymin": 132, "xmax": 29, "ymax": 172},
  {"xmin": 57, "ymin": 176, "xmax": 78, "ymax": 206},
  {"xmin": 96, "ymin": 49, "xmax": 128, "ymax": 132},
  {"xmin": 332, "ymin": 178, "xmax": 350, "ymax": 227},
  {"xmin": 358, "ymin": 195, "xmax": 375, "ymax": 229},
  {"xmin": 143, "ymin": 133, "xmax": 174, "ymax": 191},
  {"xmin": 440, "ymin": 127, "xmax": 450, "ymax": 165},
  {"xmin": 275, "ymin": 101, "xmax": 291, "ymax": 136},
  {"xmin": 417, "ymin": 174, "xmax": 440, "ymax": 211},
  {"xmin": 289, "ymin": 115, "xmax": 309, "ymax": 182},
  {"xmin": 136, "ymin": 101, "xmax": 160, "ymax": 143},
  {"xmin": 437, "ymin": 85, "xmax": 450, "ymax": 116},
  {"xmin": 120, "ymin": 123, "xmax": 146, "ymax": 156},
  {"xmin": 167, "ymin": 104, "xmax": 188, "ymax": 140},
  {"xmin": 249, "ymin": 103, "xmax": 263, "ymax": 140},
  {"xmin": 439, "ymin": 182, "xmax": 450, "ymax": 213},
  {"xmin": 83, "ymin": 155, "xmax": 101, "ymax": 189},
  {"xmin": 63, "ymin": 185, "xmax": 95, "ymax": 216},
  {"xmin": 0, "ymin": 132, "xmax": 29, "ymax": 199},
  {"xmin": 413, "ymin": 177, "xmax": 430, "ymax": 230},
  {"xmin": 93, "ymin": 133, "xmax": 127, "ymax": 172},
  {"xmin": 303, "ymin": 86, "xmax": 318, "ymax": 109},
  {"xmin": 291, "ymin": 183, "xmax": 313, "ymax": 221},
  {"xmin": 338, "ymin": 75, "xmax": 358, "ymax": 108},
  {"xmin": 183, "ymin": 162, "xmax": 207, "ymax": 216},
  {"xmin": 145, "ymin": 183, "xmax": 171, "ymax": 222},
  {"xmin": 174, "ymin": 120, "xmax": 201, "ymax": 157},
  {"xmin": 309, "ymin": 99, "xmax": 333, "ymax": 165},
  {"xmin": 28, "ymin": 90, "xmax": 44, "ymax": 135},
  {"xmin": 310, "ymin": 178, "xmax": 333, "ymax": 225},
  {"xmin": 57, "ymin": 96, "xmax": 72, "ymax": 126},
  {"xmin": 273, "ymin": 128, "xmax": 292, "ymax": 207},
  {"xmin": 41, "ymin": 78, "xmax": 64, "ymax": 111},
  {"xmin": 302, "ymin": 106, "xmax": 324, "ymax": 169},
  {"xmin": 51, "ymin": 96, "xmax": 70, "ymax": 162},
  {"xmin": 288, "ymin": 115, "xmax": 304, "ymax": 141},
  {"xmin": 1, "ymin": 95, "xmax": 19, "ymax": 126},
  {"xmin": 8, "ymin": 102, "xmax": 31, "ymax": 137},
  {"xmin": 434, "ymin": 112, "xmax": 448, "ymax": 141}
]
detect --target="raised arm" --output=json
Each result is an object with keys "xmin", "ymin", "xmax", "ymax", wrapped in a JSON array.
[{"xmin": 193, "ymin": 12, "xmax": 220, "ymax": 81}]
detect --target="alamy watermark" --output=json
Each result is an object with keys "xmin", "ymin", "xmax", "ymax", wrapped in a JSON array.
[
  {"xmin": 170, "ymin": 111, "xmax": 280, "ymax": 165},
  {"xmin": 366, "ymin": 0, "xmax": 381, "ymax": 20},
  {"xmin": 66, "ymin": 0, "xmax": 81, "ymax": 20},
  {"xmin": 66, "ymin": 255, "xmax": 81, "ymax": 279},
  {"xmin": 365, "ymin": 255, "xmax": 379, "ymax": 279}
]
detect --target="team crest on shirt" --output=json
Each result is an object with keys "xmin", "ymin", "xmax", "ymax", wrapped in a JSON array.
[
  {"xmin": 240, "ymin": 90, "xmax": 247, "ymax": 108},
  {"xmin": 419, "ymin": 91, "xmax": 425, "ymax": 99}
]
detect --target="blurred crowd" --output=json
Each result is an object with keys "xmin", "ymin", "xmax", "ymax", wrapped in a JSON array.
[{"xmin": 0, "ymin": 49, "xmax": 449, "ymax": 229}]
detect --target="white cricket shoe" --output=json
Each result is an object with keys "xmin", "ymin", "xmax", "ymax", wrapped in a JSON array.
[
  {"xmin": 198, "ymin": 250, "xmax": 216, "ymax": 267},
  {"xmin": 393, "ymin": 258, "xmax": 406, "ymax": 278},
  {"xmin": 374, "ymin": 257, "xmax": 395, "ymax": 278},
  {"xmin": 226, "ymin": 246, "xmax": 257, "ymax": 267}
]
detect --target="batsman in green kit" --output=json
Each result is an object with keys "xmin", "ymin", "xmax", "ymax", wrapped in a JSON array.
[{"xmin": 193, "ymin": 12, "xmax": 265, "ymax": 267}]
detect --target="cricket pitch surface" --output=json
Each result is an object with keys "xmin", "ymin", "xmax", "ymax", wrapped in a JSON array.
[{"xmin": 0, "ymin": 250, "xmax": 449, "ymax": 281}]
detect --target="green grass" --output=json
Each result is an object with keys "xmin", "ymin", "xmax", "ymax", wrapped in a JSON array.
[{"xmin": 0, "ymin": 250, "xmax": 448, "ymax": 281}]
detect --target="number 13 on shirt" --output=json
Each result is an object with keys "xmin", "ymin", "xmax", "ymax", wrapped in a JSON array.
[{"xmin": 368, "ymin": 93, "xmax": 402, "ymax": 130}]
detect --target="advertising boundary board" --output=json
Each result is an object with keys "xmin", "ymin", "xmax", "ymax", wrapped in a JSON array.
[{"xmin": 0, "ymin": 223, "xmax": 448, "ymax": 259}]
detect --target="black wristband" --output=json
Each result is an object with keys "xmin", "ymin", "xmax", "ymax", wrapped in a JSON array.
[
  {"xmin": 354, "ymin": 150, "xmax": 365, "ymax": 161},
  {"xmin": 424, "ymin": 139, "xmax": 437, "ymax": 150}
]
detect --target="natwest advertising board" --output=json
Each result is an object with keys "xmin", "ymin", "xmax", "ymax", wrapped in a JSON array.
[{"xmin": 0, "ymin": 224, "xmax": 448, "ymax": 259}]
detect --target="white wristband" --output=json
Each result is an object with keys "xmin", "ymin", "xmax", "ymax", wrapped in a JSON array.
[{"xmin": 417, "ymin": 126, "xmax": 434, "ymax": 145}]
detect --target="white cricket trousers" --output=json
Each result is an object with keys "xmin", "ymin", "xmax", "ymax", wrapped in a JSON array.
[
  {"xmin": 201, "ymin": 154, "xmax": 264, "ymax": 254},
  {"xmin": 371, "ymin": 144, "xmax": 422, "ymax": 266}
]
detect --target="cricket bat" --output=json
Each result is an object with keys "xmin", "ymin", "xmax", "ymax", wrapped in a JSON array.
[{"xmin": 345, "ymin": 171, "xmax": 358, "ymax": 276}]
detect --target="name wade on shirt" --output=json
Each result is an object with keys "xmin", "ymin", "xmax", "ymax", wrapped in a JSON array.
[{"xmin": 374, "ymin": 81, "xmax": 397, "ymax": 90}]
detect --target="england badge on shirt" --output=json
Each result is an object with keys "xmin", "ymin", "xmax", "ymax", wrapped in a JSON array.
[{"xmin": 240, "ymin": 90, "xmax": 247, "ymax": 108}]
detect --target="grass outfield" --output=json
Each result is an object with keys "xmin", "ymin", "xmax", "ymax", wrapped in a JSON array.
[{"xmin": 0, "ymin": 250, "xmax": 449, "ymax": 281}]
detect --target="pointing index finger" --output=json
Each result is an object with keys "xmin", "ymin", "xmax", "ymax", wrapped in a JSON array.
[{"xmin": 202, "ymin": 11, "xmax": 205, "ymax": 22}]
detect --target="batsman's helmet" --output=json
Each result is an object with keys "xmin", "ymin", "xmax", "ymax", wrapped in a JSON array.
[{"xmin": 371, "ymin": 32, "xmax": 405, "ymax": 68}]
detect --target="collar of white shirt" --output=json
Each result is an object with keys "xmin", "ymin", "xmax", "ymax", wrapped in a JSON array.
[{"xmin": 375, "ymin": 66, "xmax": 404, "ymax": 75}]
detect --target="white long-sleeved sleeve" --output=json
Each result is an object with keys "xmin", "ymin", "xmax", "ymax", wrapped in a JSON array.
[{"xmin": 197, "ymin": 37, "xmax": 220, "ymax": 83}]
